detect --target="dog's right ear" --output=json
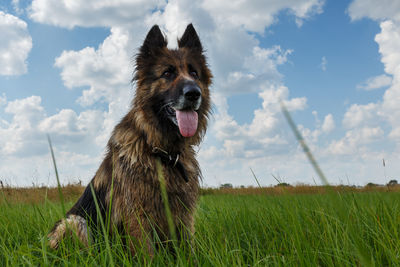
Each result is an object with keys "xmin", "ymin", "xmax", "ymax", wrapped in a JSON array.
[{"xmin": 140, "ymin": 25, "xmax": 167, "ymax": 57}]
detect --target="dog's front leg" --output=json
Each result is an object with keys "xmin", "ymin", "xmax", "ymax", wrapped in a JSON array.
[
  {"xmin": 124, "ymin": 218, "xmax": 154, "ymax": 257},
  {"xmin": 174, "ymin": 215, "xmax": 196, "ymax": 252}
]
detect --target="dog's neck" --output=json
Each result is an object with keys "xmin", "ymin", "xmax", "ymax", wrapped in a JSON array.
[
  {"xmin": 151, "ymin": 146, "xmax": 189, "ymax": 182},
  {"xmin": 146, "ymin": 134, "xmax": 186, "ymax": 156}
]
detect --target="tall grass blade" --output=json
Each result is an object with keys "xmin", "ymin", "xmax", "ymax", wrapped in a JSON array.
[
  {"xmin": 89, "ymin": 183, "xmax": 115, "ymax": 266},
  {"xmin": 250, "ymin": 168, "xmax": 262, "ymax": 188},
  {"xmin": 106, "ymin": 159, "xmax": 115, "ymax": 236},
  {"xmin": 155, "ymin": 158, "xmax": 178, "ymax": 245},
  {"xmin": 280, "ymin": 102, "xmax": 330, "ymax": 186},
  {"xmin": 47, "ymin": 134, "xmax": 66, "ymax": 217},
  {"xmin": 271, "ymin": 173, "xmax": 282, "ymax": 184}
]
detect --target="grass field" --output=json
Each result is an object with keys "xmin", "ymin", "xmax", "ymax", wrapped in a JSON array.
[{"xmin": 1, "ymin": 186, "xmax": 400, "ymax": 266}]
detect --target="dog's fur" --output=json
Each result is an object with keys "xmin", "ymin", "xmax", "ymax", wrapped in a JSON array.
[{"xmin": 48, "ymin": 24, "xmax": 212, "ymax": 254}]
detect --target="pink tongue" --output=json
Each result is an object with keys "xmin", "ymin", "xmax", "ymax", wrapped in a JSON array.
[{"xmin": 175, "ymin": 110, "xmax": 198, "ymax": 137}]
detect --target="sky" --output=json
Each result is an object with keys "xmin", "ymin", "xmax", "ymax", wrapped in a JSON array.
[{"xmin": 1, "ymin": 0, "xmax": 400, "ymax": 187}]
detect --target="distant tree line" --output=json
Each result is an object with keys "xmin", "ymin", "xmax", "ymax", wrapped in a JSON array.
[{"xmin": 217, "ymin": 179, "xmax": 399, "ymax": 189}]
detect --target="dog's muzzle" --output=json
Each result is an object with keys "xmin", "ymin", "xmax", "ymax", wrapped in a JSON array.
[
  {"xmin": 177, "ymin": 81, "xmax": 201, "ymax": 111},
  {"xmin": 166, "ymin": 80, "xmax": 202, "ymax": 137}
]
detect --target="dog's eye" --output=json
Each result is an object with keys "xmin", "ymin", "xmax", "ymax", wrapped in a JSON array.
[
  {"xmin": 190, "ymin": 71, "xmax": 198, "ymax": 79},
  {"xmin": 161, "ymin": 66, "xmax": 176, "ymax": 80},
  {"xmin": 162, "ymin": 71, "xmax": 173, "ymax": 79}
]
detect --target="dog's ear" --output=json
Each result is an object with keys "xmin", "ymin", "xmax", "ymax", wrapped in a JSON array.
[
  {"xmin": 178, "ymin": 24, "xmax": 203, "ymax": 51},
  {"xmin": 140, "ymin": 25, "xmax": 167, "ymax": 56}
]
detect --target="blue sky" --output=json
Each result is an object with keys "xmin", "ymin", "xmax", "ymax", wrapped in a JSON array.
[{"xmin": 1, "ymin": 0, "xmax": 399, "ymax": 187}]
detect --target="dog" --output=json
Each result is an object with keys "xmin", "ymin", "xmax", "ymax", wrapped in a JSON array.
[{"xmin": 48, "ymin": 24, "xmax": 212, "ymax": 255}]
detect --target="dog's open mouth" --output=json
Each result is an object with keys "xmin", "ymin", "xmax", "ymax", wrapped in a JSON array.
[{"xmin": 165, "ymin": 105, "xmax": 198, "ymax": 137}]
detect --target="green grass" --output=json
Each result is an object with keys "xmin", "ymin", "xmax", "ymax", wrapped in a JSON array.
[{"xmin": 1, "ymin": 191, "xmax": 400, "ymax": 266}]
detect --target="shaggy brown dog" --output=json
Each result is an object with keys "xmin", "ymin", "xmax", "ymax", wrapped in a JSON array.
[{"xmin": 48, "ymin": 24, "xmax": 212, "ymax": 254}]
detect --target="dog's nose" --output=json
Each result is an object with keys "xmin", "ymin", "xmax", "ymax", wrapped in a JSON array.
[{"xmin": 183, "ymin": 85, "xmax": 201, "ymax": 102}]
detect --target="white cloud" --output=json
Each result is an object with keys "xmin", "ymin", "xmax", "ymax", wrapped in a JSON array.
[
  {"xmin": 344, "ymin": 3, "xmax": 400, "ymax": 147},
  {"xmin": 29, "ymin": 0, "xmax": 166, "ymax": 28},
  {"xmin": 245, "ymin": 46, "xmax": 293, "ymax": 75},
  {"xmin": 212, "ymin": 84, "xmax": 307, "ymax": 160},
  {"xmin": 0, "ymin": 96, "xmax": 105, "ymax": 158},
  {"xmin": 308, "ymin": 2, "xmax": 400, "ymax": 185},
  {"xmin": 292, "ymin": 112, "xmax": 335, "ymax": 146},
  {"xmin": 0, "ymin": 96, "xmax": 46, "ymax": 156},
  {"xmin": 0, "ymin": 95, "xmax": 105, "ymax": 186},
  {"xmin": 5, "ymin": 96, "xmax": 45, "ymax": 127},
  {"xmin": 376, "ymin": 21, "xmax": 400, "ymax": 141},
  {"xmin": 55, "ymin": 27, "xmax": 132, "ymax": 107},
  {"xmin": 0, "ymin": 96, "xmax": 103, "ymax": 161},
  {"xmin": 342, "ymin": 103, "xmax": 381, "ymax": 129},
  {"xmin": 388, "ymin": 127, "xmax": 400, "ymax": 141},
  {"xmin": 348, "ymin": 0, "xmax": 400, "ymax": 22},
  {"xmin": 39, "ymin": 109, "xmax": 104, "ymax": 141},
  {"xmin": 357, "ymin": 74, "xmax": 392, "ymax": 90},
  {"xmin": 322, "ymin": 114, "xmax": 335, "ymax": 133},
  {"xmin": 376, "ymin": 21, "xmax": 400, "ymax": 77},
  {"xmin": 348, "ymin": 0, "xmax": 400, "ymax": 134},
  {"xmin": 1, "ymin": 96, "xmax": 105, "ymax": 155},
  {"xmin": 54, "ymin": 27, "xmax": 135, "ymax": 146},
  {"xmin": 219, "ymin": 46, "xmax": 293, "ymax": 94},
  {"xmin": 328, "ymin": 127, "xmax": 384, "ymax": 155},
  {"xmin": 348, "ymin": 1, "xmax": 400, "ymax": 136},
  {"xmin": 201, "ymin": 0, "xmax": 324, "ymax": 33},
  {"xmin": 0, "ymin": 11, "xmax": 32, "ymax": 76},
  {"xmin": 0, "ymin": 152, "xmax": 100, "ymax": 187},
  {"xmin": 12, "ymin": 0, "xmax": 24, "ymax": 15}
]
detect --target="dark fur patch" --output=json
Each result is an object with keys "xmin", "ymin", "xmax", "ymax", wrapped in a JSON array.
[{"xmin": 67, "ymin": 181, "xmax": 108, "ymax": 228}]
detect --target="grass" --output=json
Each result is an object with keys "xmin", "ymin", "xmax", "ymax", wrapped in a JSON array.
[
  {"xmin": 1, "ymin": 187, "xmax": 400, "ymax": 266},
  {"xmin": 200, "ymin": 184, "xmax": 400, "ymax": 195}
]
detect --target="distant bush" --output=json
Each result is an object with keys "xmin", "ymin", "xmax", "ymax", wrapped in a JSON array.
[
  {"xmin": 275, "ymin": 182, "xmax": 291, "ymax": 187},
  {"xmin": 220, "ymin": 183, "xmax": 233, "ymax": 189},
  {"xmin": 387, "ymin": 180, "xmax": 398, "ymax": 186}
]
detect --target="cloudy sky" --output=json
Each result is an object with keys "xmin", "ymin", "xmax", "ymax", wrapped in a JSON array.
[{"xmin": 1, "ymin": 0, "xmax": 399, "ymax": 187}]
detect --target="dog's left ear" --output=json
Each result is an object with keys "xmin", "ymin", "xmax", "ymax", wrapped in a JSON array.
[{"xmin": 178, "ymin": 24, "xmax": 203, "ymax": 51}]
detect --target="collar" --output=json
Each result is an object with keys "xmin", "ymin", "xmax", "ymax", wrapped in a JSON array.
[{"xmin": 152, "ymin": 147, "xmax": 189, "ymax": 182}]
